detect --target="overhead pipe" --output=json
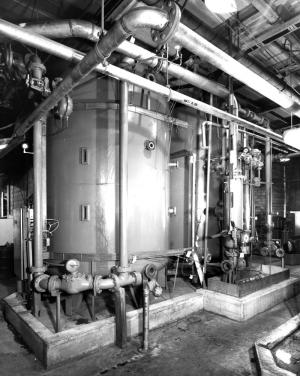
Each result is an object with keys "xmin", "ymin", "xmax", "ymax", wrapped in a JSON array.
[
  {"xmin": 20, "ymin": 19, "xmax": 102, "ymax": 42},
  {"xmin": 0, "ymin": 18, "xmax": 290, "ymax": 162},
  {"xmin": 171, "ymin": 24, "xmax": 300, "ymax": 115},
  {"xmin": 19, "ymin": 19, "xmax": 229, "ymax": 98},
  {"xmin": 177, "ymin": 13, "xmax": 300, "ymax": 114},
  {"xmin": 238, "ymin": 107, "xmax": 270, "ymax": 128},
  {"xmin": 9, "ymin": 7, "xmax": 169, "ymax": 139}
]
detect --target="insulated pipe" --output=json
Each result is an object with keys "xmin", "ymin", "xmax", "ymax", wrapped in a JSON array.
[
  {"xmin": 20, "ymin": 19, "xmax": 102, "ymax": 42},
  {"xmin": 119, "ymin": 81, "xmax": 129, "ymax": 271},
  {"xmin": 265, "ymin": 137, "xmax": 273, "ymax": 249},
  {"xmin": 171, "ymin": 24, "xmax": 300, "ymax": 115},
  {"xmin": 203, "ymin": 119, "xmax": 212, "ymax": 275},
  {"xmin": 20, "ymin": 19, "xmax": 229, "ymax": 98},
  {"xmin": 33, "ymin": 117, "xmax": 46, "ymax": 274},
  {"xmin": 0, "ymin": 19, "xmax": 288, "ymax": 161},
  {"xmin": 238, "ymin": 107, "xmax": 270, "ymax": 128}
]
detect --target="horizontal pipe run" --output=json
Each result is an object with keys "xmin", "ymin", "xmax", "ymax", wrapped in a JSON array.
[
  {"xmin": 20, "ymin": 19, "xmax": 102, "ymax": 42},
  {"xmin": 0, "ymin": 19, "xmax": 288, "ymax": 160},
  {"xmin": 20, "ymin": 19, "xmax": 229, "ymax": 98},
  {"xmin": 37, "ymin": 271, "xmax": 142, "ymax": 295},
  {"xmin": 172, "ymin": 23, "xmax": 300, "ymax": 115}
]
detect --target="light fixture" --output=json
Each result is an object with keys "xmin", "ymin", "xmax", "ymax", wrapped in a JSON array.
[
  {"xmin": 283, "ymin": 126, "xmax": 300, "ymax": 149},
  {"xmin": 279, "ymin": 156, "xmax": 290, "ymax": 163},
  {"xmin": 0, "ymin": 138, "xmax": 11, "ymax": 150},
  {"xmin": 22, "ymin": 142, "xmax": 34, "ymax": 155},
  {"xmin": 205, "ymin": 0, "xmax": 237, "ymax": 14}
]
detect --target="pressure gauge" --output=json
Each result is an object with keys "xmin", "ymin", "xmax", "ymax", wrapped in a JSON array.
[{"xmin": 65, "ymin": 259, "xmax": 80, "ymax": 273}]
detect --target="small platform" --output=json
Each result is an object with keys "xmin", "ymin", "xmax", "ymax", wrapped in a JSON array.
[
  {"xmin": 204, "ymin": 276, "xmax": 300, "ymax": 321},
  {"xmin": 3, "ymin": 290, "xmax": 204, "ymax": 368}
]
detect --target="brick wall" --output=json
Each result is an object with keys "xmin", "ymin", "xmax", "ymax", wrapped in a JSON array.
[
  {"xmin": 254, "ymin": 163, "xmax": 284, "ymax": 216},
  {"xmin": 12, "ymin": 168, "xmax": 33, "ymax": 209}
]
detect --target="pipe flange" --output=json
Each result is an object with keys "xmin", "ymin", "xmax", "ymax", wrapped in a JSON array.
[
  {"xmin": 275, "ymin": 248, "xmax": 285, "ymax": 258},
  {"xmin": 48, "ymin": 275, "xmax": 60, "ymax": 295},
  {"xmin": 30, "ymin": 266, "xmax": 46, "ymax": 274},
  {"xmin": 144, "ymin": 264, "xmax": 157, "ymax": 280},
  {"xmin": 220, "ymin": 260, "xmax": 233, "ymax": 273},
  {"xmin": 34, "ymin": 274, "xmax": 48, "ymax": 293},
  {"xmin": 131, "ymin": 271, "xmax": 142, "ymax": 286},
  {"xmin": 152, "ymin": 58, "xmax": 164, "ymax": 73},
  {"xmin": 151, "ymin": 1, "xmax": 181, "ymax": 46},
  {"xmin": 93, "ymin": 275, "xmax": 103, "ymax": 295},
  {"xmin": 110, "ymin": 273, "xmax": 120, "ymax": 291}
]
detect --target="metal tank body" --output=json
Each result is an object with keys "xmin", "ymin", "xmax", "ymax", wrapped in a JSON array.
[{"xmin": 47, "ymin": 76, "xmax": 171, "ymax": 274}]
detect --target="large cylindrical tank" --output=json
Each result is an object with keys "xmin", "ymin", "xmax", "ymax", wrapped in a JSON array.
[{"xmin": 47, "ymin": 76, "xmax": 171, "ymax": 274}]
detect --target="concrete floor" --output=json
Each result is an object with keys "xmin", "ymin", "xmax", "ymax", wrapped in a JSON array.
[{"xmin": 1, "ymin": 273, "xmax": 300, "ymax": 376}]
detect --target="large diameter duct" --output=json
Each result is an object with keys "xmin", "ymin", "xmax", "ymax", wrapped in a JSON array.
[
  {"xmin": 172, "ymin": 24, "xmax": 300, "ymax": 115},
  {"xmin": 20, "ymin": 20, "xmax": 229, "ymax": 98}
]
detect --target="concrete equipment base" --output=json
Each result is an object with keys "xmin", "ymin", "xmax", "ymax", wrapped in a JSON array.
[
  {"xmin": 3, "ymin": 291, "xmax": 204, "ymax": 368},
  {"xmin": 204, "ymin": 276, "xmax": 300, "ymax": 321},
  {"xmin": 3, "ymin": 276, "xmax": 300, "ymax": 368}
]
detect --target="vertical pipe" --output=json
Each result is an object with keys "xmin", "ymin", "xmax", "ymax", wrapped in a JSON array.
[
  {"xmin": 204, "ymin": 121, "xmax": 212, "ymax": 276},
  {"xmin": 115, "ymin": 287, "xmax": 127, "ymax": 348},
  {"xmin": 41, "ymin": 118, "xmax": 47, "ymax": 250},
  {"xmin": 119, "ymin": 81, "xmax": 128, "ymax": 271},
  {"xmin": 283, "ymin": 165, "xmax": 287, "ymax": 219},
  {"xmin": 195, "ymin": 116, "xmax": 206, "ymax": 254},
  {"xmin": 142, "ymin": 282, "xmax": 150, "ymax": 351},
  {"xmin": 56, "ymin": 294, "xmax": 61, "ymax": 333},
  {"xmin": 265, "ymin": 136, "xmax": 272, "ymax": 273},
  {"xmin": 191, "ymin": 153, "xmax": 196, "ymax": 248},
  {"xmin": 33, "ymin": 117, "xmax": 46, "ymax": 272},
  {"xmin": 203, "ymin": 95, "xmax": 213, "ymax": 275},
  {"xmin": 33, "ymin": 117, "xmax": 46, "ymax": 316}
]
